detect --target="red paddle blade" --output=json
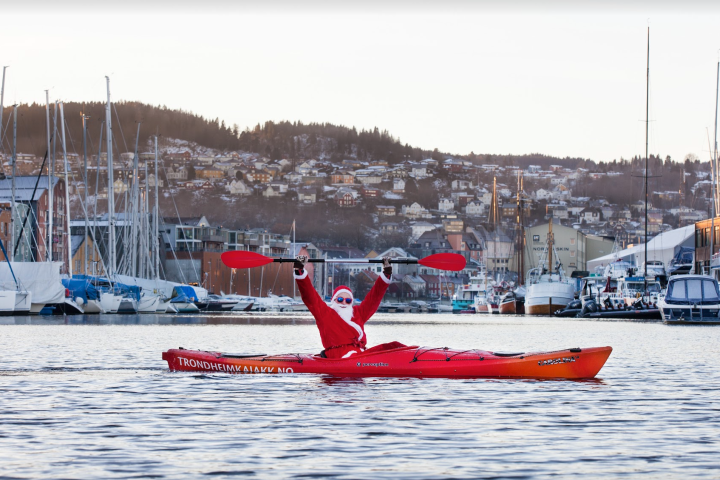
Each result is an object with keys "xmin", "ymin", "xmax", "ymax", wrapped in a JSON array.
[
  {"xmin": 221, "ymin": 251, "xmax": 274, "ymax": 269},
  {"xmin": 418, "ymin": 253, "xmax": 467, "ymax": 271}
]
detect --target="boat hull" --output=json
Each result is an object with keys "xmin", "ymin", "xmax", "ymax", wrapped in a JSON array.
[
  {"xmin": 162, "ymin": 345, "xmax": 613, "ymax": 379},
  {"xmin": 498, "ymin": 299, "xmax": 516, "ymax": 314},
  {"xmin": 525, "ymin": 283, "xmax": 575, "ymax": 316},
  {"xmin": 526, "ymin": 303, "xmax": 570, "ymax": 315}
]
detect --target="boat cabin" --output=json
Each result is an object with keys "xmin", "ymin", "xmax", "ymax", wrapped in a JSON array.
[{"xmin": 664, "ymin": 276, "xmax": 720, "ymax": 306}]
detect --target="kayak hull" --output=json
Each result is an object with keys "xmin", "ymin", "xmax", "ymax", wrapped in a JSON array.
[{"xmin": 162, "ymin": 345, "xmax": 612, "ymax": 379}]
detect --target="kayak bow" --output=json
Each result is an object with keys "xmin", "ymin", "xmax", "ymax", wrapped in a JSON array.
[{"xmin": 162, "ymin": 345, "xmax": 612, "ymax": 379}]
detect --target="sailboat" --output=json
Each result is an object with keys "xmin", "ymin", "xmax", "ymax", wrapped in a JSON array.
[{"xmin": 524, "ymin": 218, "xmax": 576, "ymax": 315}]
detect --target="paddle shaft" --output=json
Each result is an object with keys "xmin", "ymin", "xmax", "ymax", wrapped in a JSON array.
[{"xmin": 277, "ymin": 258, "xmax": 418, "ymax": 265}]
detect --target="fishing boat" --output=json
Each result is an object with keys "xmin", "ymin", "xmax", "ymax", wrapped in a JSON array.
[
  {"xmin": 498, "ymin": 291, "xmax": 517, "ymax": 314},
  {"xmin": 525, "ymin": 219, "xmax": 576, "ymax": 315},
  {"xmin": 453, "ymin": 265, "xmax": 491, "ymax": 313},
  {"xmin": 162, "ymin": 345, "xmax": 612, "ymax": 379}
]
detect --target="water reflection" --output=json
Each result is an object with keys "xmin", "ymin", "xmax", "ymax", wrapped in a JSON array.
[{"xmin": 0, "ymin": 313, "xmax": 320, "ymax": 326}]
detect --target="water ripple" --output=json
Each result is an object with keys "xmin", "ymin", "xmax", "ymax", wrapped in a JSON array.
[{"xmin": 0, "ymin": 317, "xmax": 719, "ymax": 478}]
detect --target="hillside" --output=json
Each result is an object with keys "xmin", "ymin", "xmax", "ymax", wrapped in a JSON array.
[{"xmin": 2, "ymin": 101, "xmax": 601, "ymax": 168}]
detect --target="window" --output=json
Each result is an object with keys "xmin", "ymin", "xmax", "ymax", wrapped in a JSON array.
[
  {"xmin": 687, "ymin": 279, "xmax": 702, "ymax": 301},
  {"xmin": 570, "ymin": 238, "xmax": 576, "ymax": 245},
  {"xmin": 570, "ymin": 250, "xmax": 576, "ymax": 257},
  {"xmin": 533, "ymin": 235, "xmax": 540, "ymax": 242},
  {"xmin": 703, "ymin": 280, "xmax": 720, "ymax": 302}
]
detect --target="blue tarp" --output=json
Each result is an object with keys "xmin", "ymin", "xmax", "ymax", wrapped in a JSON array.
[
  {"xmin": 68, "ymin": 275, "xmax": 141, "ymax": 301},
  {"xmin": 171, "ymin": 285, "xmax": 198, "ymax": 302},
  {"xmin": 62, "ymin": 278, "xmax": 99, "ymax": 302}
]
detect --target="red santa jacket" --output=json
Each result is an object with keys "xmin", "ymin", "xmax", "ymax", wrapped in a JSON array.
[{"xmin": 294, "ymin": 269, "xmax": 391, "ymax": 358}]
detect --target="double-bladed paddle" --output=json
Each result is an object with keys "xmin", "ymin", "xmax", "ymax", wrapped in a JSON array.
[{"xmin": 221, "ymin": 251, "xmax": 467, "ymax": 272}]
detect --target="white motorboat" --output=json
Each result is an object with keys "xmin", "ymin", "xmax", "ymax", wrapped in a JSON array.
[{"xmin": 659, "ymin": 275, "xmax": 720, "ymax": 325}]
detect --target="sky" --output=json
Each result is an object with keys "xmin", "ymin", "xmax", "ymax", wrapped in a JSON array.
[{"xmin": 2, "ymin": 1, "xmax": 720, "ymax": 163}]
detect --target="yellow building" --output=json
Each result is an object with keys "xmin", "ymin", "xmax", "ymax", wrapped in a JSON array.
[{"xmin": 70, "ymin": 234, "xmax": 105, "ymax": 276}]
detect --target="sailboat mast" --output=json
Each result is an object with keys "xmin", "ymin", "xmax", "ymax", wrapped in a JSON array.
[
  {"xmin": 154, "ymin": 135, "xmax": 160, "ymax": 280},
  {"xmin": 711, "ymin": 60, "xmax": 719, "ymax": 268},
  {"xmin": 0, "ymin": 66, "xmax": 6, "ymax": 157},
  {"xmin": 94, "ymin": 122, "xmax": 104, "ymax": 275},
  {"xmin": 10, "ymin": 105, "xmax": 17, "ymax": 262},
  {"xmin": 293, "ymin": 220, "xmax": 296, "ymax": 298},
  {"xmin": 82, "ymin": 111, "xmax": 90, "ymax": 274},
  {"xmin": 144, "ymin": 161, "xmax": 151, "ymax": 278},
  {"xmin": 517, "ymin": 170, "xmax": 525, "ymax": 285},
  {"xmin": 60, "ymin": 102, "xmax": 72, "ymax": 276},
  {"xmin": 131, "ymin": 123, "xmax": 141, "ymax": 278},
  {"xmin": 45, "ymin": 91, "xmax": 52, "ymax": 262},
  {"xmin": 548, "ymin": 218, "xmax": 554, "ymax": 274},
  {"xmin": 105, "ymin": 76, "xmax": 116, "ymax": 277},
  {"xmin": 644, "ymin": 26, "xmax": 650, "ymax": 278}
]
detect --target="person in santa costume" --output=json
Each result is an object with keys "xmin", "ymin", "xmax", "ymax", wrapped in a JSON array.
[{"xmin": 293, "ymin": 255, "xmax": 405, "ymax": 359}]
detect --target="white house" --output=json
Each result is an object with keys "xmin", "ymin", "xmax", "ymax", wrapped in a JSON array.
[
  {"xmin": 297, "ymin": 188, "xmax": 317, "ymax": 205},
  {"xmin": 535, "ymin": 189, "xmax": 551, "ymax": 201},
  {"xmin": 452, "ymin": 179, "xmax": 473, "ymax": 191},
  {"xmin": 409, "ymin": 164, "xmax": 429, "ymax": 178},
  {"xmin": 226, "ymin": 179, "xmax": 251, "ymax": 196},
  {"xmin": 147, "ymin": 173, "xmax": 164, "ymax": 188},
  {"xmin": 402, "ymin": 202, "xmax": 432, "ymax": 219},
  {"xmin": 438, "ymin": 198, "xmax": 454, "ymax": 212},
  {"xmin": 465, "ymin": 200, "xmax": 484, "ymax": 217},
  {"xmin": 393, "ymin": 178, "xmax": 406, "ymax": 193},
  {"xmin": 410, "ymin": 221, "xmax": 436, "ymax": 242}
]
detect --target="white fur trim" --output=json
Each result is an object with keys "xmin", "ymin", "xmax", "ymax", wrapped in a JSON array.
[
  {"xmin": 341, "ymin": 314, "xmax": 364, "ymax": 342},
  {"xmin": 342, "ymin": 350, "xmax": 358, "ymax": 358},
  {"xmin": 379, "ymin": 271, "xmax": 392, "ymax": 284},
  {"xmin": 293, "ymin": 269, "xmax": 308, "ymax": 280}
]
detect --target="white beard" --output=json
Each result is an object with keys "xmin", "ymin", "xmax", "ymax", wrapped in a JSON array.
[{"xmin": 329, "ymin": 301, "xmax": 355, "ymax": 323}]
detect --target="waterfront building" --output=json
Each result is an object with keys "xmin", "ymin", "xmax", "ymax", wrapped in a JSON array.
[
  {"xmin": 0, "ymin": 176, "xmax": 66, "ymax": 263},
  {"xmin": 525, "ymin": 222, "xmax": 615, "ymax": 278}
]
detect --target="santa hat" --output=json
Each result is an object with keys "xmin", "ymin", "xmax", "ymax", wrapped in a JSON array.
[{"xmin": 331, "ymin": 285, "xmax": 353, "ymax": 301}]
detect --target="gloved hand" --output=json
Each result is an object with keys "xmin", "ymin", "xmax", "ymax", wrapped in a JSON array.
[
  {"xmin": 383, "ymin": 257, "xmax": 392, "ymax": 278},
  {"xmin": 294, "ymin": 255, "xmax": 308, "ymax": 273}
]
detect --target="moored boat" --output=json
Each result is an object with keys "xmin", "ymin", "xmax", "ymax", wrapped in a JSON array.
[
  {"xmin": 162, "ymin": 344, "xmax": 612, "ymax": 379},
  {"xmin": 659, "ymin": 275, "xmax": 720, "ymax": 325},
  {"xmin": 525, "ymin": 219, "xmax": 575, "ymax": 316}
]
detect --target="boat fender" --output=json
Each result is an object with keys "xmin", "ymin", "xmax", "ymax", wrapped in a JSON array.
[{"xmin": 569, "ymin": 348, "xmax": 582, "ymax": 353}]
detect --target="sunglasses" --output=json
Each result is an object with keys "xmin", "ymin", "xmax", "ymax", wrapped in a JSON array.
[{"xmin": 335, "ymin": 297, "xmax": 353, "ymax": 304}]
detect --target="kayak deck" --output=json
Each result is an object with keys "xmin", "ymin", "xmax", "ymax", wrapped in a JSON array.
[{"xmin": 162, "ymin": 345, "xmax": 612, "ymax": 379}]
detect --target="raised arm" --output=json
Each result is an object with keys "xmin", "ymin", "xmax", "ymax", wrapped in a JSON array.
[
  {"xmin": 355, "ymin": 257, "xmax": 392, "ymax": 324},
  {"xmin": 293, "ymin": 255, "xmax": 332, "ymax": 321}
]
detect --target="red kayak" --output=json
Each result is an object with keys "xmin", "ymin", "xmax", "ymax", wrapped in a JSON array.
[{"xmin": 162, "ymin": 345, "xmax": 612, "ymax": 379}]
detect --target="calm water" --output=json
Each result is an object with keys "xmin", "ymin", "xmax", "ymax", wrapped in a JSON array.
[{"xmin": 1, "ymin": 313, "xmax": 719, "ymax": 479}]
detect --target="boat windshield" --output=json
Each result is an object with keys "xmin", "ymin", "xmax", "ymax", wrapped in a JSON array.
[
  {"xmin": 666, "ymin": 278, "xmax": 720, "ymax": 305},
  {"xmin": 625, "ymin": 282, "xmax": 660, "ymax": 294}
]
